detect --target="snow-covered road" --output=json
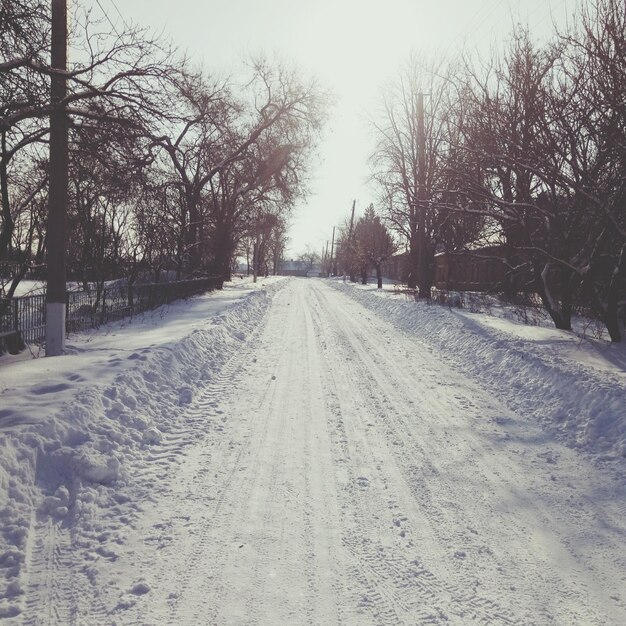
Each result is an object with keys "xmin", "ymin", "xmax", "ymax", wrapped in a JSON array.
[{"xmin": 13, "ymin": 279, "xmax": 626, "ymax": 624}]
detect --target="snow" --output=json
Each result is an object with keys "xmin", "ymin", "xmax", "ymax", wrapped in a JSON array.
[
  {"xmin": 0, "ymin": 276, "xmax": 284, "ymax": 619},
  {"xmin": 332, "ymin": 279, "xmax": 626, "ymax": 460},
  {"xmin": 1, "ymin": 276, "xmax": 625, "ymax": 624},
  {"xmin": 7, "ymin": 280, "xmax": 46, "ymax": 297},
  {"xmin": 8, "ymin": 280, "xmax": 102, "ymax": 297}
]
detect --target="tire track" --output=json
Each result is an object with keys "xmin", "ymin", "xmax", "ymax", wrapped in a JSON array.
[
  {"xmin": 309, "ymin": 282, "xmax": 525, "ymax": 625},
  {"xmin": 312, "ymin": 281, "xmax": 613, "ymax": 624}
]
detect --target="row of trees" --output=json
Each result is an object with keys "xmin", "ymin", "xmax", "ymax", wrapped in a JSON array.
[
  {"xmin": 1, "ymin": 1, "xmax": 328, "ymax": 299},
  {"xmin": 370, "ymin": 0, "xmax": 625, "ymax": 341}
]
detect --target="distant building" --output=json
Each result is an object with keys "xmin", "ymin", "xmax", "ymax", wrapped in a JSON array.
[
  {"xmin": 277, "ymin": 260, "xmax": 322, "ymax": 277},
  {"xmin": 434, "ymin": 246, "xmax": 509, "ymax": 291},
  {"xmin": 308, "ymin": 264, "xmax": 322, "ymax": 277}
]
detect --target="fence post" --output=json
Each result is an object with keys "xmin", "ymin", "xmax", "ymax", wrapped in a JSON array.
[{"xmin": 13, "ymin": 299, "xmax": 19, "ymax": 336}]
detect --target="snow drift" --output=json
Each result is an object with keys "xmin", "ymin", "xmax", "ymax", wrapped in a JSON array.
[
  {"xmin": 331, "ymin": 281, "xmax": 626, "ymax": 461},
  {"xmin": 0, "ymin": 282, "xmax": 279, "ymax": 618}
]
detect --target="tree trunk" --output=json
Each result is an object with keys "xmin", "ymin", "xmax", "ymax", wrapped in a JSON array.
[
  {"xmin": 585, "ymin": 270, "xmax": 624, "ymax": 343},
  {"xmin": 407, "ymin": 234, "xmax": 418, "ymax": 289},
  {"xmin": 534, "ymin": 262, "xmax": 572, "ymax": 331},
  {"xmin": 0, "ymin": 135, "xmax": 14, "ymax": 262},
  {"xmin": 604, "ymin": 306, "xmax": 623, "ymax": 343},
  {"xmin": 211, "ymin": 218, "xmax": 234, "ymax": 284},
  {"xmin": 184, "ymin": 188, "xmax": 201, "ymax": 275},
  {"xmin": 602, "ymin": 245, "xmax": 624, "ymax": 342},
  {"xmin": 376, "ymin": 264, "xmax": 383, "ymax": 289}
]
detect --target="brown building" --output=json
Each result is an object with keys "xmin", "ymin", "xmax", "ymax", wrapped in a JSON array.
[{"xmin": 434, "ymin": 246, "xmax": 510, "ymax": 292}]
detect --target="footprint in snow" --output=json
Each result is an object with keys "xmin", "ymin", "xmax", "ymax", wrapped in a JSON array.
[
  {"xmin": 31, "ymin": 383, "xmax": 71, "ymax": 395},
  {"xmin": 178, "ymin": 388, "xmax": 193, "ymax": 405},
  {"xmin": 537, "ymin": 450, "xmax": 558, "ymax": 464},
  {"xmin": 130, "ymin": 582, "xmax": 151, "ymax": 595}
]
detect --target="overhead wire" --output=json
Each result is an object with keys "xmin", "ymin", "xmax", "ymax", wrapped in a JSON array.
[
  {"xmin": 440, "ymin": 0, "xmax": 516, "ymax": 64},
  {"xmin": 94, "ymin": 0, "xmax": 130, "ymax": 38},
  {"xmin": 107, "ymin": 0, "xmax": 127, "ymax": 28},
  {"xmin": 532, "ymin": 0, "xmax": 571, "ymax": 35},
  {"xmin": 94, "ymin": 0, "xmax": 121, "ymax": 36}
]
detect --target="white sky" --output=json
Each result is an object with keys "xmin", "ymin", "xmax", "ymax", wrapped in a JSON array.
[{"xmin": 90, "ymin": 0, "xmax": 578, "ymax": 257}]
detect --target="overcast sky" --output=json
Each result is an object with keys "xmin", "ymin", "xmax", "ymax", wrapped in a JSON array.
[{"xmin": 90, "ymin": 0, "xmax": 578, "ymax": 257}]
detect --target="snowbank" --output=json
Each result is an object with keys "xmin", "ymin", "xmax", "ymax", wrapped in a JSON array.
[
  {"xmin": 331, "ymin": 280, "xmax": 626, "ymax": 461},
  {"xmin": 0, "ymin": 278, "xmax": 284, "ymax": 618}
]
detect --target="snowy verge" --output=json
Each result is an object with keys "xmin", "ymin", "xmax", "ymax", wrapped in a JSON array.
[
  {"xmin": 0, "ymin": 277, "xmax": 285, "ymax": 618},
  {"xmin": 330, "ymin": 280, "xmax": 626, "ymax": 462}
]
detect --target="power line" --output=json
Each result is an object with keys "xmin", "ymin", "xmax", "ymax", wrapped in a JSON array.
[
  {"xmin": 472, "ymin": 0, "xmax": 508, "ymax": 33},
  {"xmin": 107, "ymin": 0, "xmax": 125, "ymax": 25},
  {"xmin": 440, "ymin": 0, "xmax": 499, "ymax": 61},
  {"xmin": 467, "ymin": 0, "xmax": 502, "ymax": 33},
  {"xmin": 528, "ymin": 0, "xmax": 571, "ymax": 35},
  {"xmin": 441, "ymin": 0, "xmax": 513, "ymax": 63},
  {"xmin": 94, "ymin": 0, "xmax": 121, "ymax": 37}
]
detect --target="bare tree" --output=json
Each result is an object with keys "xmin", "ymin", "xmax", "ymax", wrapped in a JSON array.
[
  {"xmin": 370, "ymin": 56, "xmax": 476, "ymax": 294},
  {"xmin": 1, "ymin": 3, "xmax": 176, "ymax": 296},
  {"xmin": 557, "ymin": 0, "xmax": 626, "ymax": 341},
  {"xmin": 456, "ymin": 30, "xmax": 579, "ymax": 328},
  {"xmin": 456, "ymin": 18, "xmax": 624, "ymax": 340},
  {"xmin": 149, "ymin": 58, "xmax": 328, "ymax": 281},
  {"xmin": 297, "ymin": 246, "xmax": 319, "ymax": 274}
]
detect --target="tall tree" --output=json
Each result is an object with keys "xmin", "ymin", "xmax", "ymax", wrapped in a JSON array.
[
  {"xmin": 353, "ymin": 204, "xmax": 396, "ymax": 288},
  {"xmin": 1, "ymin": 3, "xmax": 176, "ymax": 296},
  {"xmin": 370, "ymin": 56, "xmax": 475, "ymax": 295}
]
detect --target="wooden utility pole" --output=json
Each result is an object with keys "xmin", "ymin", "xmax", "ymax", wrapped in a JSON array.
[
  {"xmin": 348, "ymin": 199, "xmax": 356, "ymax": 237},
  {"xmin": 417, "ymin": 91, "xmax": 430, "ymax": 300},
  {"xmin": 346, "ymin": 199, "xmax": 356, "ymax": 281},
  {"xmin": 324, "ymin": 240, "xmax": 329, "ymax": 275},
  {"xmin": 329, "ymin": 226, "xmax": 336, "ymax": 276},
  {"xmin": 46, "ymin": 0, "xmax": 69, "ymax": 356}
]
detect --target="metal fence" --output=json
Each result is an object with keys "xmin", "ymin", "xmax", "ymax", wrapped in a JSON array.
[{"xmin": 0, "ymin": 277, "xmax": 222, "ymax": 353}]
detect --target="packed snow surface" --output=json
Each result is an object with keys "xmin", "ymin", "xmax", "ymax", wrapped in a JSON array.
[{"xmin": 1, "ymin": 277, "xmax": 625, "ymax": 624}]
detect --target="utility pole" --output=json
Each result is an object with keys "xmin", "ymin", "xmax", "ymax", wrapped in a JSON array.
[
  {"xmin": 417, "ymin": 91, "xmax": 430, "ymax": 300},
  {"xmin": 329, "ymin": 226, "xmax": 335, "ymax": 277},
  {"xmin": 324, "ymin": 240, "xmax": 329, "ymax": 276},
  {"xmin": 46, "ymin": 0, "xmax": 69, "ymax": 356},
  {"xmin": 348, "ymin": 199, "xmax": 356, "ymax": 237},
  {"xmin": 346, "ymin": 199, "xmax": 356, "ymax": 280}
]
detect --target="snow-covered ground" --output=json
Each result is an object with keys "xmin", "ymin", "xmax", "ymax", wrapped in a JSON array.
[
  {"xmin": 7, "ymin": 280, "xmax": 94, "ymax": 297},
  {"xmin": 335, "ymin": 279, "xmax": 626, "ymax": 459},
  {"xmin": 1, "ymin": 277, "xmax": 625, "ymax": 624},
  {"xmin": 4, "ymin": 280, "xmax": 46, "ymax": 297}
]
